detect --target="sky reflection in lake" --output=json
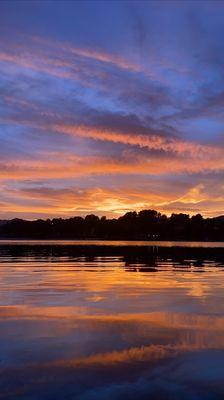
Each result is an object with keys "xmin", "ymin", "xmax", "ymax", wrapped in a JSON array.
[{"xmin": 0, "ymin": 243, "xmax": 224, "ymax": 399}]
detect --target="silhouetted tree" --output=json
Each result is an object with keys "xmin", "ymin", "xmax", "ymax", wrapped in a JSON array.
[{"xmin": 0, "ymin": 209, "xmax": 223, "ymax": 241}]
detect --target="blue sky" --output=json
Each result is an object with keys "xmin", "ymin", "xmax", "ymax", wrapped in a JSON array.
[{"xmin": 0, "ymin": 0, "xmax": 223, "ymax": 218}]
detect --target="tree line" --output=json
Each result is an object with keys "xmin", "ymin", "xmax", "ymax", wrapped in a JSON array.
[{"xmin": 0, "ymin": 210, "xmax": 223, "ymax": 240}]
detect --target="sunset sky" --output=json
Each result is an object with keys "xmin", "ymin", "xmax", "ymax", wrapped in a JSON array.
[{"xmin": 0, "ymin": 0, "xmax": 224, "ymax": 219}]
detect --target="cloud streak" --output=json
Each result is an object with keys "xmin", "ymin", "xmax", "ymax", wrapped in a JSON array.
[{"xmin": 0, "ymin": 1, "xmax": 224, "ymax": 218}]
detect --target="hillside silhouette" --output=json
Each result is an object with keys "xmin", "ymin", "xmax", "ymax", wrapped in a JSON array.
[{"xmin": 0, "ymin": 210, "xmax": 223, "ymax": 241}]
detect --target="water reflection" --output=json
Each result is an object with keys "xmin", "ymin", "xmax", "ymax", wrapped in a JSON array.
[{"xmin": 0, "ymin": 243, "xmax": 224, "ymax": 399}]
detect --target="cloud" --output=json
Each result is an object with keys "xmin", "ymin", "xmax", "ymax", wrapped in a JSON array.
[
  {"xmin": 1, "ymin": 173, "xmax": 223, "ymax": 218},
  {"xmin": 1, "ymin": 3, "xmax": 224, "ymax": 218}
]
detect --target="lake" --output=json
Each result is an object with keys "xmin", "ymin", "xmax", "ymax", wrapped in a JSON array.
[{"xmin": 0, "ymin": 241, "xmax": 224, "ymax": 399}]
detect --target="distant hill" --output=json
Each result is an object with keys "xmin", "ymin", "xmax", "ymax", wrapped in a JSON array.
[{"xmin": 0, "ymin": 209, "xmax": 223, "ymax": 241}]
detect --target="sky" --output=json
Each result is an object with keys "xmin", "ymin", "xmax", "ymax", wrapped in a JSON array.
[{"xmin": 0, "ymin": 0, "xmax": 224, "ymax": 219}]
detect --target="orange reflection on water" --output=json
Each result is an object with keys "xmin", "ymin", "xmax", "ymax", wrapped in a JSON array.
[{"xmin": 1, "ymin": 248, "xmax": 224, "ymax": 399}]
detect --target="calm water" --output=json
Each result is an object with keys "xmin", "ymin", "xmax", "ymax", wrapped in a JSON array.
[{"xmin": 0, "ymin": 242, "xmax": 224, "ymax": 400}]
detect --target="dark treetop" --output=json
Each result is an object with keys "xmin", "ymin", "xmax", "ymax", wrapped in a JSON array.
[{"xmin": 0, "ymin": 210, "xmax": 223, "ymax": 241}]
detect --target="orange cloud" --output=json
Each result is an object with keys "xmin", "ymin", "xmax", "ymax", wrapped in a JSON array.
[
  {"xmin": 1, "ymin": 34, "xmax": 224, "ymax": 219},
  {"xmin": 0, "ymin": 149, "xmax": 223, "ymax": 182},
  {"xmin": 52, "ymin": 123, "xmax": 223, "ymax": 159},
  {"xmin": 1, "ymin": 177, "xmax": 223, "ymax": 218},
  {"xmin": 32, "ymin": 35, "xmax": 142, "ymax": 72}
]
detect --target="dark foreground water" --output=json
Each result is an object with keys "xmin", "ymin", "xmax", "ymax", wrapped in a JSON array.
[{"xmin": 0, "ymin": 241, "xmax": 224, "ymax": 400}]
